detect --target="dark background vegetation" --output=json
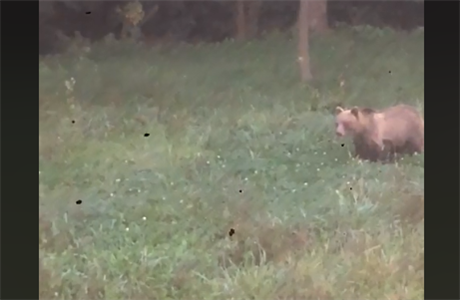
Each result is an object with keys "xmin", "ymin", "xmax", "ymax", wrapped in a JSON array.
[{"xmin": 39, "ymin": 0, "xmax": 424, "ymax": 55}]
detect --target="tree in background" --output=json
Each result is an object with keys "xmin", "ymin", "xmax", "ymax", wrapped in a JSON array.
[
  {"xmin": 234, "ymin": 0, "xmax": 262, "ymax": 40},
  {"xmin": 293, "ymin": 0, "xmax": 329, "ymax": 35},
  {"xmin": 297, "ymin": 0, "xmax": 313, "ymax": 81},
  {"xmin": 116, "ymin": 1, "xmax": 158, "ymax": 41},
  {"xmin": 297, "ymin": 0, "xmax": 328, "ymax": 82}
]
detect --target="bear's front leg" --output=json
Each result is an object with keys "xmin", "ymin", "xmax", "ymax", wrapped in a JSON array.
[
  {"xmin": 354, "ymin": 143, "xmax": 379, "ymax": 162},
  {"xmin": 380, "ymin": 140, "xmax": 397, "ymax": 163}
]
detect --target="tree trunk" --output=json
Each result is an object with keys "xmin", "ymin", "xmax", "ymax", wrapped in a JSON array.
[
  {"xmin": 292, "ymin": 0, "xmax": 328, "ymax": 34},
  {"xmin": 247, "ymin": 1, "xmax": 262, "ymax": 38},
  {"xmin": 235, "ymin": 0, "xmax": 262, "ymax": 40},
  {"xmin": 235, "ymin": 0, "xmax": 246, "ymax": 40},
  {"xmin": 298, "ymin": 0, "xmax": 313, "ymax": 82}
]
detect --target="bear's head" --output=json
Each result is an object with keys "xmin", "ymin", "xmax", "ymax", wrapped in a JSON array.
[{"xmin": 335, "ymin": 106, "xmax": 375, "ymax": 137}]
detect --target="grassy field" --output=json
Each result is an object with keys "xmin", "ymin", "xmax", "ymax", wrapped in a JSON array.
[{"xmin": 39, "ymin": 26, "xmax": 424, "ymax": 300}]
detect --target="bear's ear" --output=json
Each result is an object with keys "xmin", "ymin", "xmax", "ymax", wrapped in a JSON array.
[
  {"xmin": 351, "ymin": 107, "xmax": 360, "ymax": 119},
  {"xmin": 335, "ymin": 106, "xmax": 344, "ymax": 114}
]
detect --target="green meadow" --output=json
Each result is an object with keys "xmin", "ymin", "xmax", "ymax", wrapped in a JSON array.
[{"xmin": 39, "ymin": 27, "xmax": 424, "ymax": 299}]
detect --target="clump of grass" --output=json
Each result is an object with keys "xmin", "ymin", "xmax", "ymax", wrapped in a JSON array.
[{"xmin": 39, "ymin": 27, "xmax": 424, "ymax": 299}]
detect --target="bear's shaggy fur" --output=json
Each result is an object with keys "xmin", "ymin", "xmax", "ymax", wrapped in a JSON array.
[{"xmin": 335, "ymin": 104, "xmax": 424, "ymax": 162}]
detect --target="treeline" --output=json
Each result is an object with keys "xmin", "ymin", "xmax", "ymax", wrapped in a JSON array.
[{"xmin": 39, "ymin": 1, "xmax": 423, "ymax": 51}]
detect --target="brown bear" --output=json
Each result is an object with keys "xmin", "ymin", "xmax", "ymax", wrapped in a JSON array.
[{"xmin": 335, "ymin": 104, "xmax": 424, "ymax": 162}]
